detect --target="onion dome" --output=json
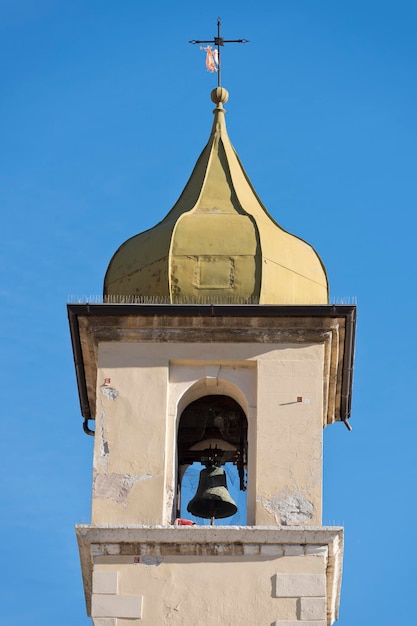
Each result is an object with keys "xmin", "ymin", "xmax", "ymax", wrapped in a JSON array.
[{"xmin": 104, "ymin": 88, "xmax": 328, "ymax": 304}]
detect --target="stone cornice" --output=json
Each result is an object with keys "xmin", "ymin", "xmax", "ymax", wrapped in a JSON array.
[
  {"xmin": 68, "ymin": 303, "xmax": 356, "ymax": 428},
  {"xmin": 76, "ymin": 524, "xmax": 343, "ymax": 624}
]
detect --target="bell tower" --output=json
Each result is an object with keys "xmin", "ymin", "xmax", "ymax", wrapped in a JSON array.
[{"xmin": 69, "ymin": 86, "xmax": 355, "ymax": 625}]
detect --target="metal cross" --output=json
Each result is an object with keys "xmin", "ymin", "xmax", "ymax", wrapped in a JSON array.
[{"xmin": 189, "ymin": 17, "xmax": 249, "ymax": 87}]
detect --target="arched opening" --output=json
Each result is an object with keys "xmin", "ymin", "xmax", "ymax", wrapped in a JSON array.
[{"xmin": 177, "ymin": 394, "xmax": 248, "ymax": 525}]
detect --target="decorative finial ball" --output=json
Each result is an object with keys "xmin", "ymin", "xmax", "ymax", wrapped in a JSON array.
[{"xmin": 211, "ymin": 87, "xmax": 229, "ymax": 105}]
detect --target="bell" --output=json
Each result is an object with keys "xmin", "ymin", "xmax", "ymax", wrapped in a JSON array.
[{"xmin": 187, "ymin": 465, "xmax": 238, "ymax": 520}]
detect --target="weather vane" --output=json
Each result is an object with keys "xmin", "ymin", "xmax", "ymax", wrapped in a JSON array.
[{"xmin": 189, "ymin": 17, "xmax": 249, "ymax": 88}]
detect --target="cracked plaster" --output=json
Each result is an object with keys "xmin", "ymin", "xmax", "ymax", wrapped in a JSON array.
[
  {"xmin": 261, "ymin": 490, "xmax": 314, "ymax": 525},
  {"xmin": 93, "ymin": 471, "xmax": 152, "ymax": 503}
]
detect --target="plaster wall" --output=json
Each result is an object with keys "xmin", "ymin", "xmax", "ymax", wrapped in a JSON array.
[
  {"xmin": 91, "ymin": 342, "xmax": 324, "ymax": 526},
  {"xmin": 91, "ymin": 553, "xmax": 327, "ymax": 626}
]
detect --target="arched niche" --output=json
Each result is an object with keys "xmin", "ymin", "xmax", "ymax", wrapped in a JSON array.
[
  {"xmin": 174, "ymin": 375, "xmax": 250, "ymax": 422},
  {"xmin": 176, "ymin": 393, "xmax": 248, "ymax": 524}
]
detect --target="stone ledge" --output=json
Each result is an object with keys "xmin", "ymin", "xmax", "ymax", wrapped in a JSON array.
[
  {"xmin": 77, "ymin": 524, "xmax": 342, "ymax": 544},
  {"xmin": 77, "ymin": 525, "xmax": 343, "ymax": 625}
]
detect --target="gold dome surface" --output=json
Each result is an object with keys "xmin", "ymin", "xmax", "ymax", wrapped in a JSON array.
[{"xmin": 104, "ymin": 88, "xmax": 328, "ymax": 304}]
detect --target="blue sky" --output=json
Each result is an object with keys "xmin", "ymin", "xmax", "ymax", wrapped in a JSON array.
[{"xmin": 1, "ymin": 1, "xmax": 416, "ymax": 624}]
